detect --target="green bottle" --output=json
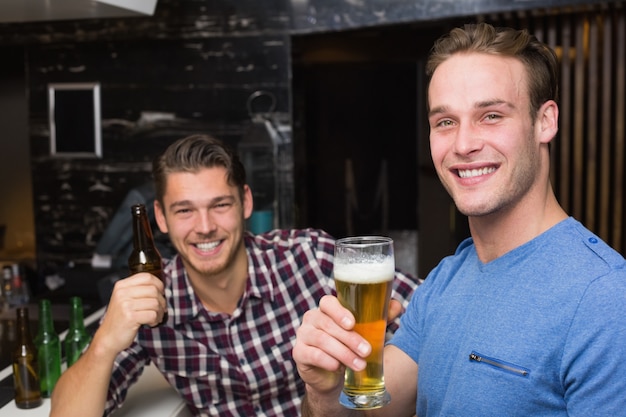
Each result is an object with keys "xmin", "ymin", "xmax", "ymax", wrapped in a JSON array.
[
  {"xmin": 64, "ymin": 296, "xmax": 91, "ymax": 367},
  {"xmin": 34, "ymin": 299, "xmax": 62, "ymax": 397}
]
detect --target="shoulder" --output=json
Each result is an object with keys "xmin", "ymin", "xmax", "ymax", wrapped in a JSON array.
[
  {"xmin": 246, "ymin": 229, "xmax": 337, "ymax": 297},
  {"xmin": 244, "ymin": 229, "xmax": 336, "ymax": 277},
  {"xmin": 245, "ymin": 228, "xmax": 336, "ymax": 252},
  {"xmin": 539, "ymin": 218, "xmax": 626, "ymax": 282},
  {"xmin": 565, "ymin": 218, "xmax": 625, "ymax": 269},
  {"xmin": 425, "ymin": 237, "xmax": 476, "ymax": 280}
]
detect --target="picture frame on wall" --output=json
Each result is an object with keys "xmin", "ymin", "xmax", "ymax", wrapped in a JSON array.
[{"xmin": 48, "ymin": 82, "xmax": 102, "ymax": 158}]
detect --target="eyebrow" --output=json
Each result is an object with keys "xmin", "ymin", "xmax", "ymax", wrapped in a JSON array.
[
  {"xmin": 428, "ymin": 99, "xmax": 515, "ymax": 118},
  {"xmin": 167, "ymin": 194, "xmax": 236, "ymax": 212},
  {"xmin": 167, "ymin": 200, "xmax": 193, "ymax": 212},
  {"xmin": 428, "ymin": 105, "xmax": 448, "ymax": 118},
  {"xmin": 476, "ymin": 99, "xmax": 515, "ymax": 110}
]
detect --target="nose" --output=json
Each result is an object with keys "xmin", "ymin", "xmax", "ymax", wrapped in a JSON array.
[
  {"xmin": 453, "ymin": 122, "xmax": 484, "ymax": 156},
  {"xmin": 196, "ymin": 210, "xmax": 217, "ymax": 234}
]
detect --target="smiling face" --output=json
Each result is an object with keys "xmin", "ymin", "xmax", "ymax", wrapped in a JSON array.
[
  {"xmin": 154, "ymin": 166, "xmax": 253, "ymax": 282},
  {"xmin": 427, "ymin": 52, "xmax": 553, "ymax": 218}
]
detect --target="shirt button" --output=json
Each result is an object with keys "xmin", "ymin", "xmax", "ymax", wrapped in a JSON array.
[
  {"xmin": 588, "ymin": 237, "xmax": 598, "ymax": 244},
  {"xmin": 239, "ymin": 358, "xmax": 246, "ymax": 365}
]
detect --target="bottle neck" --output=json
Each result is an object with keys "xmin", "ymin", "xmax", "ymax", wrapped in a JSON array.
[
  {"xmin": 16, "ymin": 307, "xmax": 33, "ymax": 345},
  {"xmin": 37, "ymin": 300, "xmax": 56, "ymax": 334},
  {"xmin": 69, "ymin": 299, "xmax": 85, "ymax": 331},
  {"xmin": 131, "ymin": 205, "xmax": 156, "ymax": 250}
]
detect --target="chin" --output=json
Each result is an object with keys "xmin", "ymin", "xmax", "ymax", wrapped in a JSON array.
[
  {"xmin": 193, "ymin": 262, "xmax": 225, "ymax": 277},
  {"xmin": 454, "ymin": 201, "xmax": 489, "ymax": 217}
]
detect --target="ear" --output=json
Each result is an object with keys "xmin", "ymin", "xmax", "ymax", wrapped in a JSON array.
[
  {"xmin": 154, "ymin": 200, "xmax": 169, "ymax": 233},
  {"xmin": 537, "ymin": 100, "xmax": 559, "ymax": 144},
  {"xmin": 242, "ymin": 185, "xmax": 254, "ymax": 220}
]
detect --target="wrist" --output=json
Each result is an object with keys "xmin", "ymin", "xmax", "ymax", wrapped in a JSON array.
[
  {"xmin": 87, "ymin": 328, "xmax": 123, "ymax": 363},
  {"xmin": 302, "ymin": 383, "xmax": 345, "ymax": 416}
]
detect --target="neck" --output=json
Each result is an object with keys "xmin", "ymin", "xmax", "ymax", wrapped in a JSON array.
[
  {"xmin": 185, "ymin": 243, "xmax": 249, "ymax": 315},
  {"xmin": 469, "ymin": 185, "xmax": 568, "ymax": 263}
]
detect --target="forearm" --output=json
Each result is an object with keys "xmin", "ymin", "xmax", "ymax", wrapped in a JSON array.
[{"xmin": 50, "ymin": 335, "xmax": 119, "ymax": 417}]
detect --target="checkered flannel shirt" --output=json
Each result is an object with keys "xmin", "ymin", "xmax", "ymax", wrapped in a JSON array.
[{"xmin": 103, "ymin": 228, "xmax": 419, "ymax": 416}]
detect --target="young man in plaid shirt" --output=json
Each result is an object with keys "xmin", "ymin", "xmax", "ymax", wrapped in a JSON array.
[{"xmin": 51, "ymin": 134, "xmax": 419, "ymax": 417}]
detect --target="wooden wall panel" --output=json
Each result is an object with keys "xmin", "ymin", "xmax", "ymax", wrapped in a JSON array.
[
  {"xmin": 585, "ymin": 16, "xmax": 598, "ymax": 231},
  {"xmin": 614, "ymin": 9, "xmax": 625, "ymax": 252},
  {"xmin": 599, "ymin": 10, "xmax": 613, "ymax": 240},
  {"xmin": 560, "ymin": 16, "xmax": 573, "ymax": 212},
  {"xmin": 573, "ymin": 16, "xmax": 585, "ymax": 220}
]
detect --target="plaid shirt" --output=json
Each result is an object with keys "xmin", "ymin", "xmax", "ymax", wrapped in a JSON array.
[{"xmin": 104, "ymin": 229, "xmax": 418, "ymax": 416}]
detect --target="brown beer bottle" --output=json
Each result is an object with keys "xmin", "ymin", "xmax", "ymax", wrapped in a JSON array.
[
  {"xmin": 12, "ymin": 306, "xmax": 42, "ymax": 409},
  {"xmin": 128, "ymin": 203, "xmax": 167, "ymax": 325}
]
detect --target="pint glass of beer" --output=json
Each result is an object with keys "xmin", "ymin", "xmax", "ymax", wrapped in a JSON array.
[{"xmin": 334, "ymin": 236, "xmax": 394, "ymax": 410}]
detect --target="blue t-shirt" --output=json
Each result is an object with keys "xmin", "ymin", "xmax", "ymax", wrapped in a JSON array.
[{"xmin": 391, "ymin": 217, "xmax": 626, "ymax": 416}]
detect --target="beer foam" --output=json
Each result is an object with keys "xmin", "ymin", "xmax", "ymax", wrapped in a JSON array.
[{"xmin": 333, "ymin": 258, "xmax": 394, "ymax": 284}]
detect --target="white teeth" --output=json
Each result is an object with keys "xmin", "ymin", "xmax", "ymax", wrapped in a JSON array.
[
  {"xmin": 196, "ymin": 241, "xmax": 220, "ymax": 251},
  {"xmin": 458, "ymin": 167, "xmax": 496, "ymax": 178}
]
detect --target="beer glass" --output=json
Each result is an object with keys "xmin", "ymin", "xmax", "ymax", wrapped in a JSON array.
[{"xmin": 334, "ymin": 236, "xmax": 394, "ymax": 409}]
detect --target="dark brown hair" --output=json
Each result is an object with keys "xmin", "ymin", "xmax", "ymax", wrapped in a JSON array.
[{"xmin": 152, "ymin": 134, "xmax": 247, "ymax": 204}]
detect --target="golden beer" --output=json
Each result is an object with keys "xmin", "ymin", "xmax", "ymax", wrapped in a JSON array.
[{"xmin": 334, "ymin": 236, "xmax": 394, "ymax": 409}]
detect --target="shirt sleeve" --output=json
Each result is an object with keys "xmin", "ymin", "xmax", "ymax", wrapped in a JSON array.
[
  {"xmin": 561, "ymin": 270, "xmax": 626, "ymax": 416},
  {"xmin": 103, "ymin": 340, "xmax": 151, "ymax": 416}
]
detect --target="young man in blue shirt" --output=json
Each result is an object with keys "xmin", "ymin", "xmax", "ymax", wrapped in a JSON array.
[{"xmin": 293, "ymin": 22, "xmax": 626, "ymax": 416}]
